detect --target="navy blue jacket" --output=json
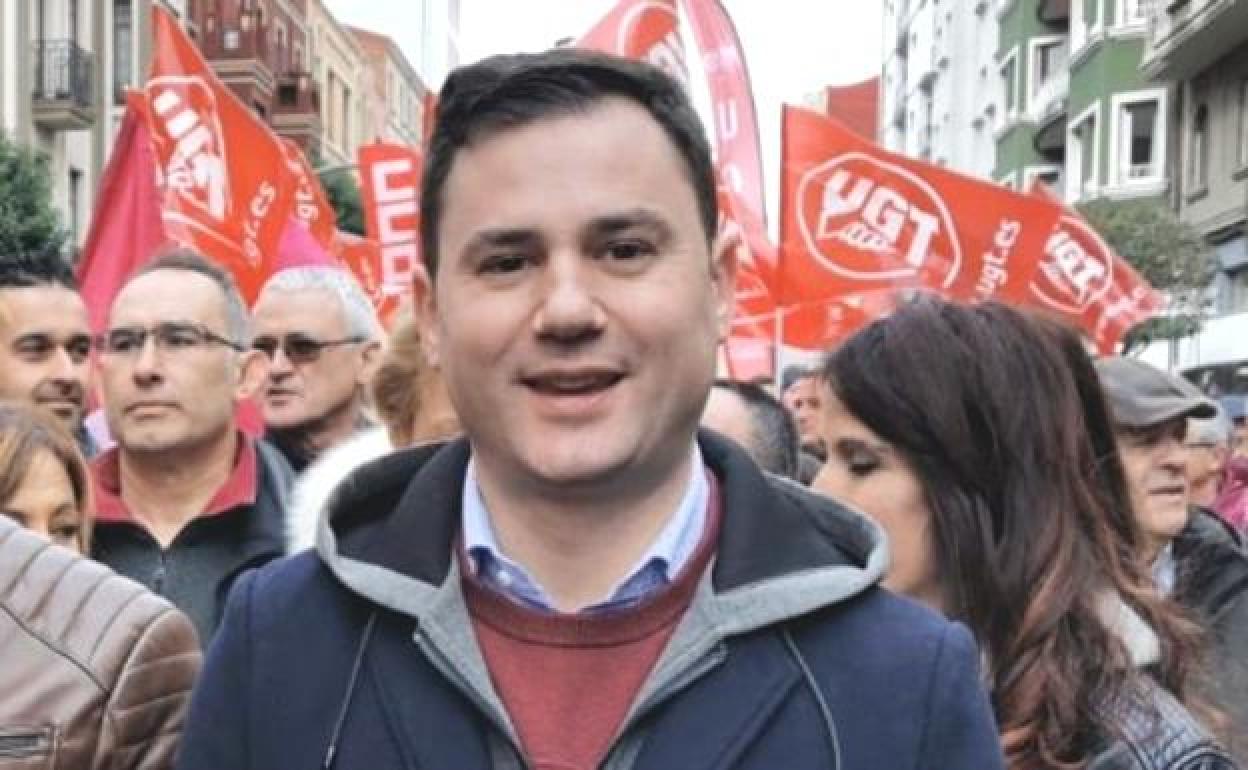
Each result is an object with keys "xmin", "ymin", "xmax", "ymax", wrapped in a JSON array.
[{"xmin": 177, "ymin": 434, "xmax": 1006, "ymax": 769}]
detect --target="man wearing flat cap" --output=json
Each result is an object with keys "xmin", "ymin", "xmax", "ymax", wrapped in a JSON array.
[{"xmin": 1096, "ymin": 357, "xmax": 1248, "ymax": 760}]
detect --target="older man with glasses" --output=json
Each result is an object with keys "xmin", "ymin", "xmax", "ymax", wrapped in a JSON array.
[
  {"xmin": 250, "ymin": 267, "xmax": 383, "ymax": 473},
  {"xmin": 89, "ymin": 250, "xmax": 294, "ymax": 645}
]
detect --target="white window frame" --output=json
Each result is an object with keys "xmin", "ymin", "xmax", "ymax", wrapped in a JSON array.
[
  {"xmin": 1186, "ymin": 92, "xmax": 1210, "ymax": 193},
  {"xmin": 1071, "ymin": 0, "xmax": 1104, "ymax": 60},
  {"xmin": 997, "ymin": 171, "xmax": 1019, "ymax": 190},
  {"xmin": 1066, "ymin": 101, "xmax": 1101, "ymax": 202},
  {"xmin": 997, "ymin": 45, "xmax": 1020, "ymax": 128},
  {"xmin": 1022, "ymin": 164, "xmax": 1063, "ymax": 192},
  {"xmin": 1108, "ymin": 88, "xmax": 1167, "ymax": 193},
  {"xmin": 1027, "ymin": 35, "xmax": 1068, "ymax": 118},
  {"xmin": 1114, "ymin": 0, "xmax": 1149, "ymax": 32}
]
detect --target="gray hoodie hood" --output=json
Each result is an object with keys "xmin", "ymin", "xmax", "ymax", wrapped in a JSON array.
[{"xmin": 314, "ymin": 430, "xmax": 889, "ymax": 637}]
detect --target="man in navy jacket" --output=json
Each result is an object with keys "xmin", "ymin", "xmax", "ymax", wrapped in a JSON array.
[{"xmin": 177, "ymin": 48, "xmax": 1005, "ymax": 770}]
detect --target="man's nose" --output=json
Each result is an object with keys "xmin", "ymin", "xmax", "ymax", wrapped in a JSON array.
[{"xmin": 532, "ymin": 256, "xmax": 606, "ymax": 344}]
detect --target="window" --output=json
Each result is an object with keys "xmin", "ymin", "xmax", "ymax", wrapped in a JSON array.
[
  {"xmin": 1189, "ymin": 104, "xmax": 1209, "ymax": 191},
  {"xmin": 999, "ymin": 47, "xmax": 1019, "ymax": 121},
  {"xmin": 1240, "ymin": 79, "xmax": 1248, "ymax": 168},
  {"xmin": 113, "ymin": 0, "xmax": 132, "ymax": 105},
  {"xmin": 224, "ymin": 28, "xmax": 240, "ymax": 50},
  {"xmin": 1073, "ymin": 0, "xmax": 1102, "ymax": 52},
  {"xmin": 1067, "ymin": 105, "xmax": 1100, "ymax": 200},
  {"xmin": 1031, "ymin": 40, "xmax": 1066, "ymax": 97},
  {"xmin": 1111, "ymin": 90, "xmax": 1166, "ymax": 186},
  {"xmin": 1118, "ymin": 0, "xmax": 1147, "ymax": 26},
  {"xmin": 68, "ymin": 168, "xmax": 82, "ymax": 248}
]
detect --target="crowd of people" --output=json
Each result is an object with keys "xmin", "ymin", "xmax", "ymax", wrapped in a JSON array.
[{"xmin": 1, "ymin": 47, "xmax": 1246, "ymax": 770}]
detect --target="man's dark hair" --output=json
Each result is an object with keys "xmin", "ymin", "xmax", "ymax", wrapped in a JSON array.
[
  {"xmin": 421, "ymin": 48, "xmax": 717, "ymax": 277},
  {"xmin": 129, "ymin": 248, "xmax": 250, "ymax": 345},
  {"xmin": 0, "ymin": 249, "xmax": 77, "ymax": 291},
  {"xmin": 711, "ymin": 379, "xmax": 801, "ymax": 480}
]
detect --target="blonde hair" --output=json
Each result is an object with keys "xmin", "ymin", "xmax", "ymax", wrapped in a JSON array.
[
  {"xmin": 0, "ymin": 403, "xmax": 93, "ymax": 552},
  {"xmin": 370, "ymin": 314, "xmax": 458, "ymax": 447}
]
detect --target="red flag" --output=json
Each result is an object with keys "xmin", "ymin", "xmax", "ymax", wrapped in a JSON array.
[
  {"xmin": 779, "ymin": 107, "xmax": 1063, "ymax": 322},
  {"xmin": 145, "ymin": 6, "xmax": 296, "ymax": 303},
  {"xmin": 1027, "ymin": 183, "xmax": 1165, "ymax": 353},
  {"xmin": 356, "ymin": 142, "xmax": 428, "ymax": 309},
  {"xmin": 333, "ymin": 231, "xmax": 403, "ymax": 326},
  {"xmin": 680, "ymin": 0, "xmax": 775, "ymax": 288},
  {"xmin": 281, "ymin": 140, "xmax": 337, "ymax": 250},
  {"xmin": 578, "ymin": 0, "xmax": 688, "ymax": 86},
  {"xmin": 77, "ymin": 93, "xmax": 170, "ymax": 332}
]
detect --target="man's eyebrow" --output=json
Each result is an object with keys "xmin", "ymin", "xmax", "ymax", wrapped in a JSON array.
[
  {"xmin": 584, "ymin": 208, "xmax": 674, "ymax": 239},
  {"xmin": 462, "ymin": 228, "xmax": 543, "ymax": 255}
]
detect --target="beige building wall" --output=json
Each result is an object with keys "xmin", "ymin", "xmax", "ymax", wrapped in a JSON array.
[
  {"xmin": 308, "ymin": 0, "xmax": 366, "ymax": 165},
  {"xmin": 350, "ymin": 26, "xmax": 425, "ymax": 148}
]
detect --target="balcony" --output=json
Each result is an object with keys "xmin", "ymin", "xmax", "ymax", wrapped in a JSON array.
[
  {"xmin": 1143, "ymin": 0, "xmax": 1248, "ymax": 79},
  {"xmin": 32, "ymin": 41, "xmax": 95, "ymax": 131},
  {"xmin": 1038, "ymin": 0, "xmax": 1071, "ymax": 24},
  {"xmin": 272, "ymin": 71, "xmax": 321, "ymax": 151}
]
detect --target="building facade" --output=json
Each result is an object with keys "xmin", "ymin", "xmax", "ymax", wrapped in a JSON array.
[
  {"xmin": 0, "ymin": 0, "xmax": 192, "ymax": 253},
  {"xmin": 994, "ymin": 0, "xmax": 1165, "ymax": 203},
  {"xmin": 191, "ymin": 0, "xmax": 321, "ymax": 155},
  {"xmin": 1136, "ymin": 0, "xmax": 1248, "ymax": 379},
  {"xmin": 804, "ymin": 77, "xmax": 881, "ymax": 140},
  {"xmin": 306, "ymin": 0, "xmax": 366, "ymax": 165},
  {"xmin": 880, "ymin": 0, "xmax": 999, "ymax": 177},
  {"xmin": 350, "ymin": 27, "xmax": 426, "ymax": 149}
]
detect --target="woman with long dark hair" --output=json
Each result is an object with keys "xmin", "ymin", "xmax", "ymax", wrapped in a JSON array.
[{"xmin": 815, "ymin": 297, "xmax": 1234, "ymax": 769}]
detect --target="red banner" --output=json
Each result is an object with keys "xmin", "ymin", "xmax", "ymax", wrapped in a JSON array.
[
  {"xmin": 779, "ymin": 107, "xmax": 1062, "ymax": 315},
  {"xmin": 357, "ymin": 142, "xmax": 427, "ymax": 306},
  {"xmin": 578, "ymin": 0, "xmax": 688, "ymax": 86},
  {"xmin": 680, "ymin": 0, "xmax": 775, "ymax": 288},
  {"xmin": 145, "ymin": 6, "xmax": 296, "ymax": 303},
  {"xmin": 333, "ymin": 231, "xmax": 403, "ymax": 326},
  {"xmin": 77, "ymin": 93, "xmax": 171, "ymax": 332},
  {"xmin": 282, "ymin": 140, "xmax": 337, "ymax": 250},
  {"xmin": 1028, "ymin": 183, "xmax": 1165, "ymax": 353}
]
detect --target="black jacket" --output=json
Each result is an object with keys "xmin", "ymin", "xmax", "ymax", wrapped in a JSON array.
[{"xmin": 1175, "ymin": 508, "xmax": 1248, "ymax": 761}]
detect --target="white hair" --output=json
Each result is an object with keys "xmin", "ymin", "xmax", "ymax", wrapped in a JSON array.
[{"xmin": 258, "ymin": 267, "xmax": 383, "ymax": 340}]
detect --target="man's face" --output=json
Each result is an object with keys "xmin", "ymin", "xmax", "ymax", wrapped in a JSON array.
[
  {"xmin": 1116, "ymin": 418, "xmax": 1191, "ymax": 558},
  {"xmin": 783, "ymin": 376, "xmax": 823, "ymax": 450},
  {"xmin": 100, "ymin": 269, "xmax": 259, "ymax": 454},
  {"xmin": 0, "ymin": 286, "xmax": 92, "ymax": 431},
  {"xmin": 426, "ymin": 98, "xmax": 734, "ymax": 495},
  {"xmin": 252, "ymin": 288, "xmax": 371, "ymax": 431}
]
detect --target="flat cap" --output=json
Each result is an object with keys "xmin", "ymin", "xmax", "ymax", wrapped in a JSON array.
[{"xmin": 1095, "ymin": 357, "xmax": 1216, "ymax": 429}]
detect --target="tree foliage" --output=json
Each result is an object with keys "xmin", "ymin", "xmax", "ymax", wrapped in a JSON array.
[
  {"xmin": 1075, "ymin": 197, "xmax": 1215, "ymax": 353},
  {"xmin": 0, "ymin": 132, "xmax": 67, "ymax": 257}
]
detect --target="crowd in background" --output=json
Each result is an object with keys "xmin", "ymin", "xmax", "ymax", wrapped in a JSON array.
[{"xmin": 0, "ymin": 46, "xmax": 1246, "ymax": 770}]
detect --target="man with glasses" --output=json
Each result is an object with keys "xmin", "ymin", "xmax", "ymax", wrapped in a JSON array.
[
  {"xmin": 90, "ymin": 250, "xmax": 294, "ymax": 645},
  {"xmin": 251, "ymin": 267, "xmax": 383, "ymax": 473},
  {"xmin": 0, "ymin": 249, "xmax": 96, "ymax": 455}
]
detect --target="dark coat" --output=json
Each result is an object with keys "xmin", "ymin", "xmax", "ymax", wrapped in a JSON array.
[{"xmin": 176, "ymin": 434, "xmax": 1005, "ymax": 770}]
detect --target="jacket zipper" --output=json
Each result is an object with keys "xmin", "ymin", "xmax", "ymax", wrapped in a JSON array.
[
  {"xmin": 601, "ymin": 641, "xmax": 729, "ymax": 770},
  {"xmin": 412, "ymin": 628, "xmax": 532, "ymax": 770},
  {"xmin": 0, "ymin": 728, "xmax": 52, "ymax": 759}
]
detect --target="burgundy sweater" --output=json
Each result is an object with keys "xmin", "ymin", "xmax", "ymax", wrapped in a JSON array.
[{"xmin": 463, "ymin": 482, "xmax": 722, "ymax": 770}]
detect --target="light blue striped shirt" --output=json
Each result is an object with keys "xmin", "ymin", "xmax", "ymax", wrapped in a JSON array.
[{"xmin": 462, "ymin": 445, "xmax": 708, "ymax": 614}]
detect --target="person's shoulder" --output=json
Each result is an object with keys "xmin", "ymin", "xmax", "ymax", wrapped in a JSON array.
[
  {"xmin": 802, "ymin": 584, "xmax": 972, "ymax": 664},
  {"xmin": 0, "ymin": 521, "xmax": 199, "ymax": 691}
]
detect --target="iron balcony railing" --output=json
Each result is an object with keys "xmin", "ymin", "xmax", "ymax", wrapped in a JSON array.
[{"xmin": 33, "ymin": 40, "xmax": 95, "ymax": 108}]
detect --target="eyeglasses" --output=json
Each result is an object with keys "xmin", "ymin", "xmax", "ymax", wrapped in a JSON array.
[
  {"xmin": 251, "ymin": 333, "xmax": 365, "ymax": 364},
  {"xmin": 98, "ymin": 322, "xmax": 244, "ymax": 357}
]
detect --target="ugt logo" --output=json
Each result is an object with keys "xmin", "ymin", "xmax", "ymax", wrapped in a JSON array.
[
  {"xmin": 1031, "ymin": 213, "xmax": 1114, "ymax": 314},
  {"xmin": 796, "ymin": 153, "xmax": 961, "ymax": 288},
  {"xmin": 147, "ymin": 76, "xmax": 230, "ymax": 224}
]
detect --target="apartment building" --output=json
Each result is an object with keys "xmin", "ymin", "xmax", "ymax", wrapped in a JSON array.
[
  {"xmin": 994, "ymin": 0, "xmax": 1165, "ymax": 203},
  {"xmin": 350, "ymin": 26, "xmax": 426, "ymax": 149},
  {"xmin": 881, "ymin": 0, "xmax": 999, "ymax": 177}
]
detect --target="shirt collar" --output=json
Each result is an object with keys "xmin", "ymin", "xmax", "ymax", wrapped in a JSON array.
[
  {"xmin": 92, "ymin": 432, "xmax": 259, "ymax": 524},
  {"xmin": 462, "ymin": 444, "xmax": 709, "ymax": 612}
]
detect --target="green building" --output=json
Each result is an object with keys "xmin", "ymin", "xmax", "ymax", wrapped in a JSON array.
[{"xmin": 993, "ymin": 0, "xmax": 1166, "ymax": 204}]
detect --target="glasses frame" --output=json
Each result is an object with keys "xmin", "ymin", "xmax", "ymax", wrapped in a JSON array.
[
  {"xmin": 250, "ymin": 333, "xmax": 366, "ymax": 364},
  {"xmin": 96, "ymin": 322, "xmax": 245, "ymax": 357}
]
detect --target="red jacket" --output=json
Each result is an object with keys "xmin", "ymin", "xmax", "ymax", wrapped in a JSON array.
[{"xmin": 1215, "ymin": 456, "xmax": 1248, "ymax": 531}]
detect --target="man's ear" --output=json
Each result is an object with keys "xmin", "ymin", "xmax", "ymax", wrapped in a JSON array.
[
  {"xmin": 233, "ymin": 349, "xmax": 269, "ymax": 401},
  {"xmin": 356, "ymin": 339, "xmax": 384, "ymax": 386},
  {"xmin": 415, "ymin": 266, "xmax": 440, "ymax": 369},
  {"xmin": 709, "ymin": 229, "xmax": 740, "ymax": 342}
]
